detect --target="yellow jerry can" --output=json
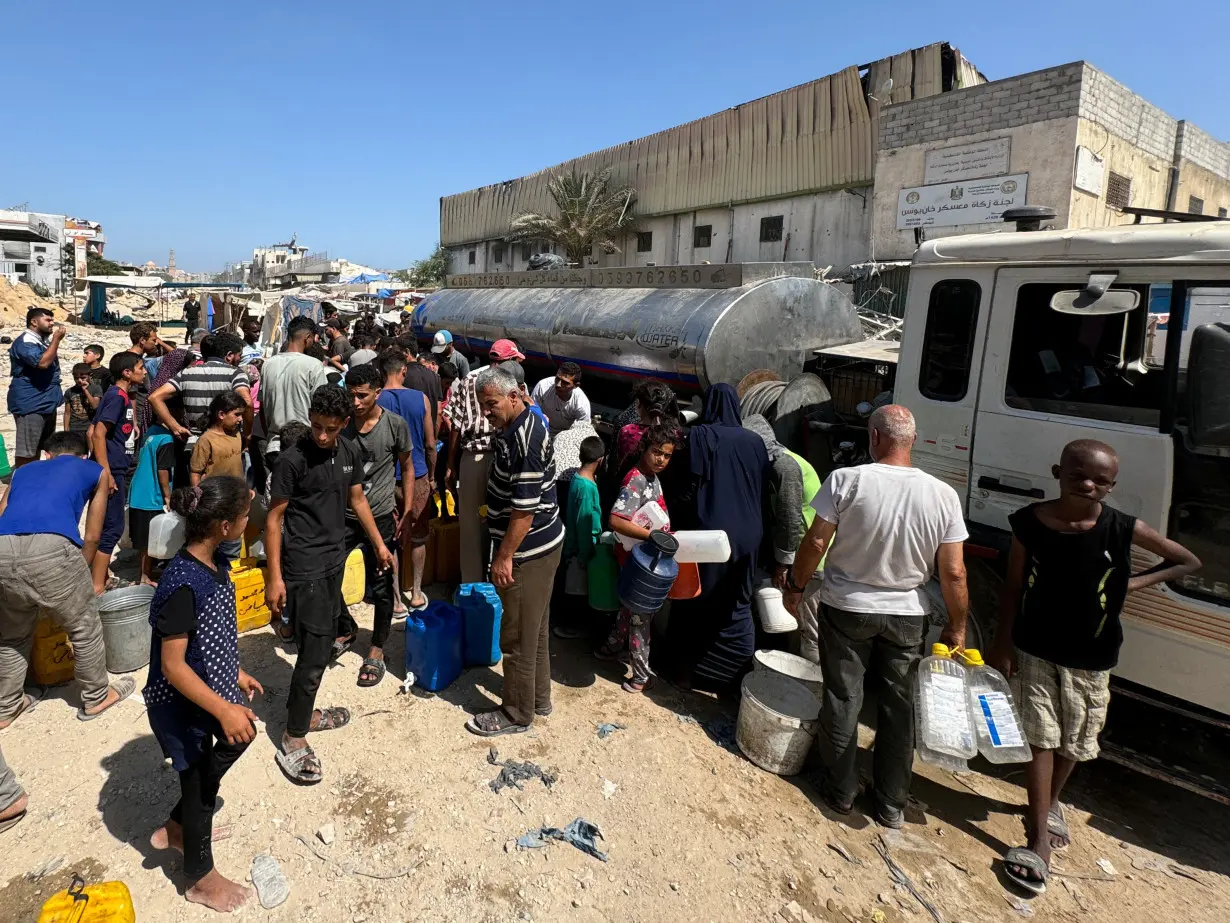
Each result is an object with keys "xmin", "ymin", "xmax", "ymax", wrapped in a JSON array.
[
  {"xmin": 230, "ymin": 561, "xmax": 272, "ymax": 634},
  {"xmin": 38, "ymin": 876, "xmax": 136, "ymax": 922},
  {"xmin": 31, "ymin": 613, "xmax": 75, "ymax": 686},
  {"xmin": 342, "ymin": 547, "xmax": 366, "ymax": 606}
]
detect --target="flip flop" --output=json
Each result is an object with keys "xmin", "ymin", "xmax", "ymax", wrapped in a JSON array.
[
  {"xmin": 275, "ymin": 745, "xmax": 323, "ymax": 786},
  {"xmin": 1004, "ymin": 847, "xmax": 1049, "ymax": 895},
  {"xmin": 357, "ymin": 659, "xmax": 386, "ymax": 688},
  {"xmin": 409, "ymin": 596, "xmax": 429, "ymax": 612},
  {"xmin": 0, "ymin": 810, "xmax": 27, "ymax": 835},
  {"xmin": 309, "ymin": 707, "xmax": 351, "ymax": 732},
  {"xmin": 77, "ymin": 677, "xmax": 136, "ymax": 721},
  {"xmin": 622, "ymin": 677, "xmax": 655, "ymax": 694},
  {"xmin": 465, "ymin": 709, "xmax": 529, "ymax": 738},
  {"xmin": 0, "ymin": 689, "xmax": 44, "ymax": 731},
  {"xmin": 1048, "ymin": 805, "xmax": 1071, "ymax": 851},
  {"xmin": 331, "ymin": 635, "xmax": 356, "ymax": 662}
]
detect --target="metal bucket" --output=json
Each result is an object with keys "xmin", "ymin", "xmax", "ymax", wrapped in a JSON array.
[
  {"xmin": 753, "ymin": 649, "xmax": 825, "ymax": 698},
  {"xmin": 98, "ymin": 586, "xmax": 155, "ymax": 674},
  {"xmin": 736, "ymin": 671, "xmax": 821, "ymax": 776}
]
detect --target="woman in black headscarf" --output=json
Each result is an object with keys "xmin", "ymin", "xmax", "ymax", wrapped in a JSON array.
[{"xmin": 665, "ymin": 383, "xmax": 769, "ymax": 692}]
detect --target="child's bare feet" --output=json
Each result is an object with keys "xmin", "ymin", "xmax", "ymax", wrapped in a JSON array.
[
  {"xmin": 149, "ymin": 819, "xmax": 183, "ymax": 852},
  {"xmin": 185, "ymin": 869, "xmax": 250, "ymax": 913}
]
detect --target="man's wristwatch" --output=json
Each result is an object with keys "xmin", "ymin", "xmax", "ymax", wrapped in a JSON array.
[{"xmin": 785, "ymin": 570, "xmax": 808, "ymax": 593}]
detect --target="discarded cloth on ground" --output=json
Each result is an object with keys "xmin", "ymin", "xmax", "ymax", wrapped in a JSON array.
[
  {"xmin": 487, "ymin": 747, "xmax": 558, "ymax": 793},
  {"xmin": 596, "ymin": 722, "xmax": 626, "ymax": 739},
  {"xmin": 517, "ymin": 818, "xmax": 608, "ymax": 862}
]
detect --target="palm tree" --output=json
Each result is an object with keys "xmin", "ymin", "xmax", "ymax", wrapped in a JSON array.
[{"xmin": 509, "ymin": 169, "xmax": 637, "ymax": 267}]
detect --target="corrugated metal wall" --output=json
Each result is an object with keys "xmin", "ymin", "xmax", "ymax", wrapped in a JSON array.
[{"xmin": 441, "ymin": 44, "xmax": 955, "ymax": 247}]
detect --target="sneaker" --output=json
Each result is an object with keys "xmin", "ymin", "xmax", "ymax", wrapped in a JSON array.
[{"xmin": 552, "ymin": 624, "xmax": 588, "ymax": 640}]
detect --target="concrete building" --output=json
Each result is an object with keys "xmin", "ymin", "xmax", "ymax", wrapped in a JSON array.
[
  {"xmin": 440, "ymin": 43, "xmax": 985, "ymax": 275},
  {"xmin": 871, "ymin": 62, "xmax": 1230, "ymax": 260},
  {"xmin": 439, "ymin": 45, "xmax": 1229, "ymax": 282},
  {"xmin": 0, "ymin": 211, "xmax": 106, "ymax": 294}
]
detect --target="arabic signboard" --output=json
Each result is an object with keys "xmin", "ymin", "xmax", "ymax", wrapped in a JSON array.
[
  {"xmin": 64, "ymin": 226, "xmax": 97, "ymax": 240},
  {"xmin": 896, "ymin": 174, "xmax": 1029, "ymax": 230},
  {"xmin": 447, "ymin": 264, "xmax": 742, "ymax": 290},
  {"xmin": 923, "ymin": 138, "xmax": 1011, "ymax": 184}
]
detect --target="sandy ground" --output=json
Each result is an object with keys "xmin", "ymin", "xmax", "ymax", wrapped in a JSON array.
[
  {"xmin": 1, "ymin": 581, "xmax": 1228, "ymax": 923},
  {"xmin": 2, "ymin": 321, "xmax": 1229, "ymax": 921}
]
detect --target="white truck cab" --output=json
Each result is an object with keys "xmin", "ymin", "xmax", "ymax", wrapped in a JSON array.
[{"xmin": 888, "ymin": 222, "xmax": 1230, "ymax": 722}]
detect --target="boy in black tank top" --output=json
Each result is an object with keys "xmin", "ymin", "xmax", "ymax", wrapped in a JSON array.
[{"xmin": 991, "ymin": 439, "xmax": 1200, "ymax": 893}]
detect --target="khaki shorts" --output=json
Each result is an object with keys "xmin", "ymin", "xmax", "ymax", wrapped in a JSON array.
[{"xmin": 1011, "ymin": 649, "xmax": 1111, "ymax": 761}]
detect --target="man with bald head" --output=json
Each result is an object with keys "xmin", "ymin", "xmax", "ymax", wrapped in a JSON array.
[{"xmin": 785, "ymin": 405, "xmax": 969, "ymax": 828}]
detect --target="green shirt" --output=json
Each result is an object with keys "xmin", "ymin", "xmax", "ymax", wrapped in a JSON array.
[{"xmin": 565, "ymin": 475, "xmax": 602, "ymax": 564}]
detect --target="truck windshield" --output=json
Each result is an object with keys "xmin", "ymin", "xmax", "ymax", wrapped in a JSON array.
[{"xmin": 1004, "ymin": 282, "xmax": 1161, "ymax": 427}]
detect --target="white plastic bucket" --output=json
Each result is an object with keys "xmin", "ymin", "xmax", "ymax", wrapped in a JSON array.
[
  {"xmin": 753, "ymin": 649, "xmax": 824, "ymax": 698},
  {"xmin": 736, "ymin": 671, "xmax": 821, "ymax": 775}
]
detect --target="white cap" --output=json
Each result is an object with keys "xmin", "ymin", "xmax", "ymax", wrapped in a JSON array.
[{"xmin": 431, "ymin": 330, "xmax": 453, "ymax": 354}]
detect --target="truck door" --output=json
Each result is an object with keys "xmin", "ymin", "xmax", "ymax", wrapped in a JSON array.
[
  {"xmin": 893, "ymin": 269, "xmax": 995, "ymax": 505},
  {"xmin": 969, "ymin": 267, "xmax": 1173, "ymax": 531}
]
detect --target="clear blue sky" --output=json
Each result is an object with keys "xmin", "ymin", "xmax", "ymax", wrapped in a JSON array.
[{"xmin": 7, "ymin": 0, "xmax": 1227, "ymax": 273}]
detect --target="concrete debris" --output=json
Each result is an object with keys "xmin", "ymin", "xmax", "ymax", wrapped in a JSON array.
[
  {"xmin": 778, "ymin": 899, "xmax": 821, "ymax": 923},
  {"xmin": 317, "ymin": 823, "xmax": 336, "ymax": 846}
]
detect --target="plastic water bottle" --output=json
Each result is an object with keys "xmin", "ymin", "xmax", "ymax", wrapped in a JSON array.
[
  {"xmin": 960, "ymin": 649, "xmax": 1032, "ymax": 764},
  {"xmin": 914, "ymin": 643, "xmax": 977, "ymax": 767}
]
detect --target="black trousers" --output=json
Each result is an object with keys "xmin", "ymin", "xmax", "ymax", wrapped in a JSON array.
[
  {"xmin": 284, "ymin": 569, "xmax": 344, "ymax": 738},
  {"xmin": 337, "ymin": 512, "xmax": 397, "ymax": 649},
  {"xmin": 171, "ymin": 734, "xmax": 250, "ymax": 881}
]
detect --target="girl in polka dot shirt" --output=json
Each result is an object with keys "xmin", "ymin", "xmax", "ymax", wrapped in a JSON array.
[{"xmin": 144, "ymin": 476, "xmax": 263, "ymax": 913}]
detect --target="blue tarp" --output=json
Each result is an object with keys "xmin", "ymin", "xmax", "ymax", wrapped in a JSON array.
[{"xmin": 340, "ymin": 272, "xmax": 389, "ymax": 285}]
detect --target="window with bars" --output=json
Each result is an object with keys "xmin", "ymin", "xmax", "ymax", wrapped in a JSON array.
[
  {"xmin": 759, "ymin": 215, "xmax": 784, "ymax": 242},
  {"xmin": 520, "ymin": 243, "xmax": 532, "ymax": 262},
  {"xmin": 693, "ymin": 225, "xmax": 712, "ymax": 248},
  {"xmin": 636, "ymin": 232, "xmax": 653, "ymax": 252},
  {"xmin": 492, "ymin": 244, "xmax": 505, "ymax": 263},
  {"xmin": 1188, "ymin": 195, "xmax": 1205, "ymax": 215},
  {"xmin": 1105, "ymin": 172, "xmax": 1132, "ymax": 209},
  {"xmin": 467, "ymin": 250, "xmax": 476, "ymax": 265},
  {"xmin": 1219, "ymin": 207, "xmax": 1228, "ymax": 219}
]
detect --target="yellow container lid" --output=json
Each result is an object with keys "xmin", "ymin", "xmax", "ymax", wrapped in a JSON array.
[
  {"xmin": 961, "ymin": 648, "xmax": 985, "ymax": 666},
  {"xmin": 930, "ymin": 643, "xmax": 951, "ymax": 657}
]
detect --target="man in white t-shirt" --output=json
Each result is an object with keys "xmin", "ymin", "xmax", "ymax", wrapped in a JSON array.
[
  {"xmin": 785, "ymin": 404, "xmax": 968, "ymax": 829},
  {"xmin": 529, "ymin": 362, "xmax": 591, "ymax": 435}
]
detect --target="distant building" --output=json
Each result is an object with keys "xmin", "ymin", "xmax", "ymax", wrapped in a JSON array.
[
  {"xmin": 439, "ymin": 43, "xmax": 1229, "ymax": 283},
  {"xmin": 0, "ymin": 211, "xmax": 107, "ymax": 294}
]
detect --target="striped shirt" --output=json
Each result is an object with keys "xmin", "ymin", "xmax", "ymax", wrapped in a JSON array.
[
  {"xmin": 486, "ymin": 408, "xmax": 564, "ymax": 562},
  {"xmin": 168, "ymin": 359, "xmax": 250, "ymax": 438},
  {"xmin": 443, "ymin": 367, "xmax": 496, "ymax": 454}
]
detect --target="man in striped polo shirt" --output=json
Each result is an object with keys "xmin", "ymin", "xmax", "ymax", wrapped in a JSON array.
[
  {"xmin": 149, "ymin": 332, "xmax": 253, "ymax": 448},
  {"xmin": 465, "ymin": 365, "xmax": 563, "ymax": 738}
]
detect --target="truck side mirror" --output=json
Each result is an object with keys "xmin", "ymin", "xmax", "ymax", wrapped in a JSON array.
[{"xmin": 1189, "ymin": 323, "xmax": 1230, "ymax": 447}]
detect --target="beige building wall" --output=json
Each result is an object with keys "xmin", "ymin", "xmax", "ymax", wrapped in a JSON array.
[
  {"xmin": 1068, "ymin": 118, "xmax": 1174, "ymax": 229},
  {"xmin": 873, "ymin": 117, "xmax": 1079, "ymax": 260},
  {"xmin": 1174, "ymin": 161, "xmax": 1230, "ymax": 217}
]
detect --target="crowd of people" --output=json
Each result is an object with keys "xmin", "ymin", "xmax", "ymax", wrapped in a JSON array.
[{"xmin": 0, "ymin": 300, "xmax": 1203, "ymax": 910}]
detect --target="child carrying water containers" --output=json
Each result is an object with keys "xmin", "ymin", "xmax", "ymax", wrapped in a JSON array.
[
  {"xmin": 593, "ymin": 424, "xmax": 681, "ymax": 693},
  {"xmin": 144, "ymin": 476, "xmax": 262, "ymax": 913},
  {"xmin": 990, "ymin": 439, "xmax": 1200, "ymax": 895}
]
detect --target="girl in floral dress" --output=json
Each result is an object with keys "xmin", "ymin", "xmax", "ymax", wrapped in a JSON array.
[{"xmin": 594, "ymin": 424, "xmax": 681, "ymax": 692}]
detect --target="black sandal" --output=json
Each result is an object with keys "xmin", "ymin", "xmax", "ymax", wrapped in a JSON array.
[
  {"xmin": 331, "ymin": 634, "xmax": 356, "ymax": 661},
  {"xmin": 465, "ymin": 709, "xmax": 529, "ymax": 737},
  {"xmin": 357, "ymin": 659, "xmax": 386, "ymax": 688},
  {"xmin": 309, "ymin": 707, "xmax": 351, "ymax": 732}
]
